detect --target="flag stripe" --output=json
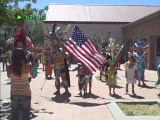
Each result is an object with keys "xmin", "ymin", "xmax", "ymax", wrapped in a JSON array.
[
  {"xmin": 64, "ymin": 43, "xmax": 95, "ymax": 73},
  {"xmin": 64, "ymin": 26, "xmax": 105, "ymax": 73},
  {"xmin": 67, "ymin": 39, "xmax": 96, "ymax": 71},
  {"xmin": 84, "ymin": 41, "xmax": 105, "ymax": 64},
  {"xmin": 69, "ymin": 38, "xmax": 99, "ymax": 68},
  {"xmin": 86, "ymin": 39, "xmax": 105, "ymax": 62},
  {"xmin": 87, "ymin": 39, "xmax": 106, "ymax": 61},
  {"xmin": 65, "ymin": 39, "xmax": 96, "ymax": 72},
  {"xmin": 63, "ymin": 47, "xmax": 93, "ymax": 73},
  {"xmin": 82, "ymin": 43, "xmax": 103, "ymax": 66}
]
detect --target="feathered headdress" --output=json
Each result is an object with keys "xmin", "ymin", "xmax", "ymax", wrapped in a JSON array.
[
  {"xmin": 14, "ymin": 28, "xmax": 26, "ymax": 48},
  {"xmin": 130, "ymin": 39, "xmax": 149, "ymax": 52},
  {"xmin": 14, "ymin": 28, "xmax": 34, "ymax": 49}
]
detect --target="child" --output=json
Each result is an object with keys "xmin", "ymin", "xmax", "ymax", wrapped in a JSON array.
[
  {"xmin": 33, "ymin": 57, "xmax": 39, "ymax": 77},
  {"xmin": 45, "ymin": 56, "xmax": 53, "ymax": 79},
  {"xmin": 77, "ymin": 64, "xmax": 90, "ymax": 96},
  {"xmin": 107, "ymin": 60, "xmax": 117, "ymax": 95},
  {"xmin": 124, "ymin": 56, "xmax": 137, "ymax": 95}
]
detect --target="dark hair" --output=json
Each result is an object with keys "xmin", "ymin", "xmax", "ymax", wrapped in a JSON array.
[
  {"xmin": 14, "ymin": 36, "xmax": 27, "ymax": 48},
  {"xmin": 11, "ymin": 48, "xmax": 28, "ymax": 77},
  {"xmin": 128, "ymin": 56, "xmax": 136, "ymax": 62}
]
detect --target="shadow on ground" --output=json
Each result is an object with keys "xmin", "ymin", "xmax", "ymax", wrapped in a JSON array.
[
  {"xmin": 128, "ymin": 94, "xmax": 145, "ymax": 99},
  {"xmin": 0, "ymin": 99, "xmax": 54, "ymax": 120},
  {"xmin": 138, "ymin": 84, "xmax": 155, "ymax": 89},
  {"xmin": 70, "ymin": 101, "xmax": 109, "ymax": 107},
  {"xmin": 51, "ymin": 92, "xmax": 71, "ymax": 103},
  {"xmin": 110, "ymin": 93, "xmax": 124, "ymax": 99},
  {"xmin": 74, "ymin": 93, "xmax": 106, "ymax": 99}
]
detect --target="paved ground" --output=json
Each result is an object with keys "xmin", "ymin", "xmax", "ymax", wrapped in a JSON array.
[{"xmin": 0, "ymin": 63, "xmax": 160, "ymax": 120}]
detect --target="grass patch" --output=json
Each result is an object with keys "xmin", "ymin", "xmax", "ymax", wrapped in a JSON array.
[{"xmin": 117, "ymin": 102, "xmax": 160, "ymax": 116}]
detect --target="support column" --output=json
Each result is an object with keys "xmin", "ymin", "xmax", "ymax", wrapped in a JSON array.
[{"xmin": 148, "ymin": 36, "xmax": 156, "ymax": 70}]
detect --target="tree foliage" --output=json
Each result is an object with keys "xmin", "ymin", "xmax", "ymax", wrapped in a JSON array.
[{"xmin": 0, "ymin": 0, "xmax": 47, "ymax": 47}]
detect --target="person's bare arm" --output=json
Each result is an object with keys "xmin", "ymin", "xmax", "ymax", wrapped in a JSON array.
[{"xmin": 27, "ymin": 63, "xmax": 35, "ymax": 78}]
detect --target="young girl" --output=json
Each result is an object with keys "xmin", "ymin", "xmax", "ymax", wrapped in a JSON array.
[
  {"xmin": 107, "ymin": 60, "xmax": 117, "ymax": 95},
  {"xmin": 7, "ymin": 48, "xmax": 35, "ymax": 120},
  {"xmin": 124, "ymin": 56, "xmax": 137, "ymax": 95}
]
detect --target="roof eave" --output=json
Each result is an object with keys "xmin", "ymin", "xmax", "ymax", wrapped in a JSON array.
[
  {"xmin": 44, "ymin": 21, "xmax": 130, "ymax": 24},
  {"xmin": 122, "ymin": 10, "xmax": 160, "ymax": 30}
]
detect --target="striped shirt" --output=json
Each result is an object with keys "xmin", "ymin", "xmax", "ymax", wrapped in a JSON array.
[{"xmin": 10, "ymin": 73, "xmax": 31, "ymax": 96}]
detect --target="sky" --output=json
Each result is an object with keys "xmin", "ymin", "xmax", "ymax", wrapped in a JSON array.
[{"xmin": 20, "ymin": 0, "xmax": 160, "ymax": 9}]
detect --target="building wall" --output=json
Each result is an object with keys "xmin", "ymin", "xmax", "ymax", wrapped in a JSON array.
[
  {"xmin": 123, "ymin": 17, "xmax": 160, "ymax": 39},
  {"xmin": 123, "ymin": 14, "xmax": 160, "ymax": 70},
  {"xmin": 44, "ymin": 23, "xmax": 127, "ymax": 46}
]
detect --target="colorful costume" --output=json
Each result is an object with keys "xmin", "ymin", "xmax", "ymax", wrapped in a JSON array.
[
  {"xmin": 51, "ymin": 47, "xmax": 69, "ymax": 94},
  {"xmin": 45, "ymin": 57, "xmax": 52, "ymax": 78},
  {"xmin": 130, "ymin": 40, "xmax": 148, "ymax": 85},
  {"xmin": 135, "ymin": 51, "xmax": 146, "ymax": 81},
  {"xmin": 107, "ymin": 67, "xmax": 117, "ymax": 86},
  {"xmin": 77, "ymin": 65, "xmax": 91, "ymax": 95}
]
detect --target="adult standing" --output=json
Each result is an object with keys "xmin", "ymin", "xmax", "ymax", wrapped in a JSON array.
[
  {"xmin": 50, "ymin": 43, "xmax": 70, "ymax": 95},
  {"xmin": 7, "ymin": 48, "xmax": 35, "ymax": 120},
  {"xmin": 135, "ymin": 48, "xmax": 147, "ymax": 86}
]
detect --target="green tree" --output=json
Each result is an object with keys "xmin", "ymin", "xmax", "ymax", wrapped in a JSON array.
[{"xmin": 0, "ymin": 0, "xmax": 48, "ymax": 46}]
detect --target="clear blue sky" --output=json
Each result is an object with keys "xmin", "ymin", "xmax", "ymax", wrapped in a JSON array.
[{"xmin": 20, "ymin": 0, "xmax": 160, "ymax": 9}]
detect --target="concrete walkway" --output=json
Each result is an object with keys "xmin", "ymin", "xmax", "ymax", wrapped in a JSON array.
[{"xmin": 0, "ymin": 63, "xmax": 160, "ymax": 120}]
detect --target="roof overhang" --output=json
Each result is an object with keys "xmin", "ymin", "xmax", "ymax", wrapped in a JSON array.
[
  {"xmin": 122, "ymin": 10, "xmax": 160, "ymax": 30},
  {"xmin": 44, "ymin": 21, "xmax": 130, "ymax": 24}
]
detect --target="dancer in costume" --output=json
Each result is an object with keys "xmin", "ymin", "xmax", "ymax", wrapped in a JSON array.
[
  {"xmin": 135, "ymin": 48, "xmax": 147, "ymax": 86},
  {"xmin": 51, "ymin": 43, "xmax": 70, "ymax": 95},
  {"xmin": 100, "ymin": 50, "xmax": 107, "ymax": 81},
  {"xmin": 124, "ymin": 55, "xmax": 137, "ymax": 95},
  {"xmin": 131, "ymin": 40, "xmax": 148, "ymax": 86},
  {"xmin": 41, "ymin": 53, "xmax": 45, "ymax": 71},
  {"xmin": 45, "ymin": 56, "xmax": 53, "ymax": 79},
  {"xmin": 76, "ymin": 63, "xmax": 92, "ymax": 96},
  {"xmin": 107, "ymin": 60, "xmax": 117, "ymax": 95}
]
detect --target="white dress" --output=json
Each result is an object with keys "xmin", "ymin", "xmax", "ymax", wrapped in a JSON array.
[{"xmin": 124, "ymin": 63, "xmax": 137, "ymax": 84}]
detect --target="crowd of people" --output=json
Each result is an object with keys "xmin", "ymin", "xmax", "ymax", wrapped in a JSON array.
[{"xmin": 0, "ymin": 28, "xmax": 159, "ymax": 120}]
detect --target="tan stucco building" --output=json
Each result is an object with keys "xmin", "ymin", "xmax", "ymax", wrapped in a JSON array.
[{"xmin": 44, "ymin": 4, "xmax": 160, "ymax": 70}]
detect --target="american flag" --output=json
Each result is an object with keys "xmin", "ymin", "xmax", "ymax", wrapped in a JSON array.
[{"xmin": 63, "ymin": 26, "xmax": 105, "ymax": 73}]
